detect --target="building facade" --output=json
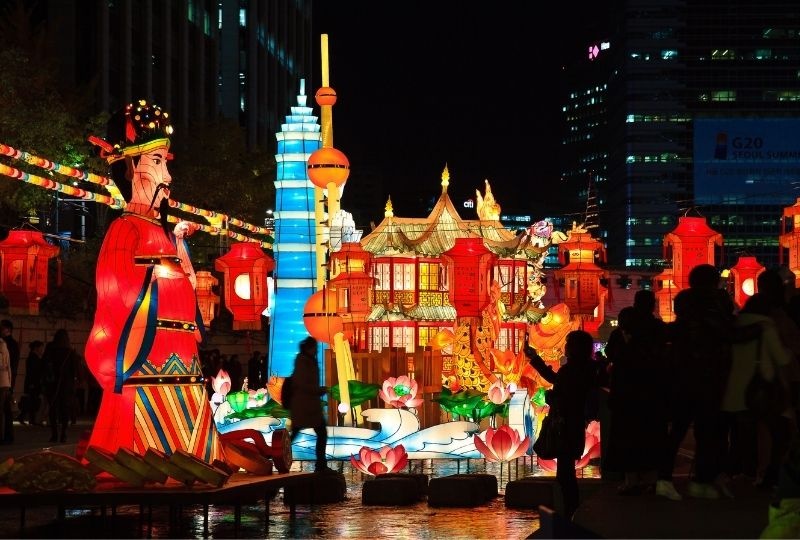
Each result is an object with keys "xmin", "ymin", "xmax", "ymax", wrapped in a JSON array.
[{"xmin": 561, "ymin": 0, "xmax": 800, "ymax": 270}]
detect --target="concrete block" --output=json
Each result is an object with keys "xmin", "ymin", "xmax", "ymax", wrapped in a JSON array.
[
  {"xmin": 428, "ymin": 475, "xmax": 490, "ymax": 507},
  {"xmin": 505, "ymin": 477, "xmax": 560, "ymax": 511},
  {"xmin": 283, "ymin": 472, "xmax": 346, "ymax": 505},
  {"xmin": 375, "ymin": 472, "xmax": 429, "ymax": 498},
  {"xmin": 451, "ymin": 473, "xmax": 497, "ymax": 499},
  {"xmin": 362, "ymin": 476, "xmax": 419, "ymax": 506}
]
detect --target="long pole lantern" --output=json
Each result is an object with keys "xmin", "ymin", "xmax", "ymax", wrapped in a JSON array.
[{"xmin": 0, "ymin": 142, "xmax": 273, "ymax": 248}]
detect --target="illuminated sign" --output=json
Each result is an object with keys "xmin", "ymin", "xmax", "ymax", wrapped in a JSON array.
[
  {"xmin": 463, "ymin": 198, "xmax": 474, "ymax": 209},
  {"xmin": 694, "ymin": 118, "xmax": 800, "ymax": 205},
  {"xmin": 588, "ymin": 41, "xmax": 611, "ymax": 60}
]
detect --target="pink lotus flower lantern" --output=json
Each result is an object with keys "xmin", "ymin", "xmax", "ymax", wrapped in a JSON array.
[
  {"xmin": 537, "ymin": 420, "xmax": 601, "ymax": 472},
  {"xmin": 474, "ymin": 425, "xmax": 530, "ymax": 463},
  {"xmin": 378, "ymin": 375, "xmax": 423, "ymax": 409},
  {"xmin": 486, "ymin": 380, "xmax": 513, "ymax": 405},
  {"xmin": 350, "ymin": 444, "xmax": 409, "ymax": 476}
]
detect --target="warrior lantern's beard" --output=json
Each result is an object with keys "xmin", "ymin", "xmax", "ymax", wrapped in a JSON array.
[{"xmin": 148, "ymin": 183, "xmax": 172, "ymax": 236}]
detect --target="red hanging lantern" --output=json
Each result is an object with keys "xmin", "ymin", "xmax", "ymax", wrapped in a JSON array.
[
  {"xmin": 654, "ymin": 269, "xmax": 678, "ymax": 323},
  {"xmin": 441, "ymin": 238, "xmax": 497, "ymax": 319},
  {"xmin": 195, "ymin": 270, "xmax": 219, "ymax": 328},
  {"xmin": 327, "ymin": 242, "xmax": 373, "ymax": 350},
  {"xmin": 0, "ymin": 230, "xmax": 60, "ymax": 315},
  {"xmin": 663, "ymin": 216, "xmax": 723, "ymax": 290},
  {"xmin": 780, "ymin": 198, "xmax": 800, "ymax": 288},
  {"xmin": 730, "ymin": 255, "xmax": 764, "ymax": 309},
  {"xmin": 553, "ymin": 226, "xmax": 607, "ymax": 336},
  {"xmin": 214, "ymin": 242, "xmax": 274, "ymax": 330}
]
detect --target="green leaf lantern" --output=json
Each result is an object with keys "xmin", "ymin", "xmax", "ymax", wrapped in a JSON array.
[{"xmin": 331, "ymin": 380, "xmax": 380, "ymax": 408}]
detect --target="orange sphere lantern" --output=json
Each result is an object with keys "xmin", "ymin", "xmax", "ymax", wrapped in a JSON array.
[
  {"xmin": 195, "ymin": 270, "xmax": 219, "ymax": 328},
  {"xmin": 303, "ymin": 288, "xmax": 346, "ymax": 345},
  {"xmin": 730, "ymin": 255, "xmax": 764, "ymax": 309},
  {"xmin": 214, "ymin": 242, "xmax": 274, "ymax": 331},
  {"xmin": 0, "ymin": 229, "xmax": 60, "ymax": 315},
  {"xmin": 315, "ymin": 86, "xmax": 338, "ymax": 106},
  {"xmin": 307, "ymin": 147, "xmax": 350, "ymax": 189}
]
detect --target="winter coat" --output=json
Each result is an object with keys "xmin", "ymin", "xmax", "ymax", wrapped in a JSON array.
[
  {"xmin": 288, "ymin": 350, "xmax": 325, "ymax": 430},
  {"xmin": 526, "ymin": 347, "xmax": 596, "ymax": 459}
]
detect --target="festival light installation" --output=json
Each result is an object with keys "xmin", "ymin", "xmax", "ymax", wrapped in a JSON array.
[
  {"xmin": 780, "ymin": 197, "xmax": 800, "ymax": 288},
  {"xmin": 730, "ymin": 255, "xmax": 764, "ymax": 308},
  {"xmin": 84, "ymin": 100, "xmax": 222, "ymax": 462},
  {"xmin": 194, "ymin": 270, "xmax": 219, "ymax": 328},
  {"xmin": 663, "ymin": 214, "xmax": 723, "ymax": 290},
  {"xmin": 215, "ymin": 242, "xmax": 274, "ymax": 330},
  {"xmin": 268, "ymin": 79, "xmax": 322, "ymax": 376},
  {"xmin": 0, "ymin": 229, "xmax": 60, "ymax": 315}
]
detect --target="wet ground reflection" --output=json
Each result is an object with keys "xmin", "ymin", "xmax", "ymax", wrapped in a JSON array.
[{"xmin": 0, "ymin": 459, "xmax": 600, "ymax": 539}]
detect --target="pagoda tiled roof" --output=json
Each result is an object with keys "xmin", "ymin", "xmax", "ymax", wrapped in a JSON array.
[{"xmin": 361, "ymin": 187, "xmax": 545, "ymax": 258}]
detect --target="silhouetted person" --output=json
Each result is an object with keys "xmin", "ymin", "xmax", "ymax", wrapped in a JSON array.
[
  {"xmin": 657, "ymin": 264, "xmax": 740, "ymax": 500},
  {"xmin": 289, "ymin": 336, "xmax": 331, "ymax": 473},
  {"xmin": 19, "ymin": 340, "xmax": 44, "ymax": 425},
  {"xmin": 606, "ymin": 294, "xmax": 669, "ymax": 495},
  {"xmin": 1, "ymin": 319, "xmax": 19, "ymax": 443},
  {"xmin": 42, "ymin": 329, "xmax": 80, "ymax": 443},
  {"xmin": 525, "ymin": 330, "xmax": 598, "ymax": 519}
]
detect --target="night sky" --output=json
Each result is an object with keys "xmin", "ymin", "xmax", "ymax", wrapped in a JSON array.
[{"xmin": 311, "ymin": 2, "xmax": 601, "ymax": 224}]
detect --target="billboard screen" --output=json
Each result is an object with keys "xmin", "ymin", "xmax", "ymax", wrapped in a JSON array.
[{"xmin": 694, "ymin": 118, "xmax": 800, "ymax": 205}]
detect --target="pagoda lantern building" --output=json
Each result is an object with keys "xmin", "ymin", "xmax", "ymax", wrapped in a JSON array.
[
  {"xmin": 552, "ymin": 223, "xmax": 607, "ymax": 337},
  {"xmin": 663, "ymin": 215, "xmax": 724, "ymax": 291},
  {"xmin": 730, "ymin": 255, "xmax": 764, "ymax": 309},
  {"xmin": 780, "ymin": 197, "xmax": 800, "ymax": 288},
  {"xmin": 327, "ymin": 242, "xmax": 373, "ymax": 351},
  {"xmin": 359, "ymin": 166, "xmax": 552, "ymax": 356}
]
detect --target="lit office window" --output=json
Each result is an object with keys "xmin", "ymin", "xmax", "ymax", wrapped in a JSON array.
[
  {"xmin": 712, "ymin": 90, "xmax": 737, "ymax": 102},
  {"xmin": 661, "ymin": 49, "xmax": 678, "ymax": 59},
  {"xmin": 755, "ymin": 48, "xmax": 772, "ymax": 60},
  {"xmin": 239, "ymin": 8, "xmax": 246, "ymax": 26},
  {"xmin": 711, "ymin": 49, "xmax": 736, "ymax": 60}
]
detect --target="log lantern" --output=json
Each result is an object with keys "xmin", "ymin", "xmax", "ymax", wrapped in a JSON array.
[
  {"xmin": 214, "ymin": 242, "xmax": 274, "ymax": 330},
  {"xmin": 195, "ymin": 270, "xmax": 219, "ymax": 328},
  {"xmin": 730, "ymin": 255, "xmax": 764, "ymax": 309},
  {"xmin": 0, "ymin": 229, "xmax": 60, "ymax": 315}
]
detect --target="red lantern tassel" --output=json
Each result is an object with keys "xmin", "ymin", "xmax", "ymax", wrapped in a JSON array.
[{"xmin": 125, "ymin": 114, "xmax": 137, "ymax": 143}]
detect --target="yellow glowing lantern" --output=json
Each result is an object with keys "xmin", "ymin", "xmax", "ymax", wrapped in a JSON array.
[{"xmin": 195, "ymin": 270, "xmax": 219, "ymax": 328}]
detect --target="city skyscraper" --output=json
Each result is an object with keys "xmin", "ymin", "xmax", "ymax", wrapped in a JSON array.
[{"xmin": 561, "ymin": 0, "xmax": 800, "ymax": 269}]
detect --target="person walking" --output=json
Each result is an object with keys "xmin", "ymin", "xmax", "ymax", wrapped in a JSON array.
[
  {"xmin": 0, "ymin": 336, "xmax": 11, "ymax": 445},
  {"xmin": 1, "ymin": 319, "xmax": 19, "ymax": 444},
  {"xmin": 288, "ymin": 336, "xmax": 332, "ymax": 473},
  {"xmin": 525, "ymin": 330, "xmax": 598, "ymax": 519},
  {"xmin": 19, "ymin": 340, "xmax": 44, "ymax": 425},
  {"xmin": 41, "ymin": 329, "xmax": 80, "ymax": 443}
]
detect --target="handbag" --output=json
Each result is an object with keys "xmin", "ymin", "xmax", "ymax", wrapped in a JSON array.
[
  {"xmin": 533, "ymin": 410, "xmax": 565, "ymax": 460},
  {"xmin": 745, "ymin": 335, "xmax": 787, "ymax": 417}
]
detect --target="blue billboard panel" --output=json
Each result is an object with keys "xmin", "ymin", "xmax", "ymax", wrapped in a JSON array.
[{"xmin": 694, "ymin": 118, "xmax": 800, "ymax": 204}]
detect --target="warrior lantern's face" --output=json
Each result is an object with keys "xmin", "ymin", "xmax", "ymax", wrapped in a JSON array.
[{"xmin": 130, "ymin": 144, "xmax": 172, "ymax": 209}]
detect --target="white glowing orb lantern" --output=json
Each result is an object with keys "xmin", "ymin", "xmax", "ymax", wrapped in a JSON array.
[{"xmin": 214, "ymin": 242, "xmax": 275, "ymax": 330}]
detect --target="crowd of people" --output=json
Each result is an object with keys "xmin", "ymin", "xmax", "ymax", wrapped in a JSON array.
[
  {"xmin": 598, "ymin": 264, "xmax": 800, "ymax": 503},
  {"xmin": 526, "ymin": 263, "xmax": 800, "ymax": 522}
]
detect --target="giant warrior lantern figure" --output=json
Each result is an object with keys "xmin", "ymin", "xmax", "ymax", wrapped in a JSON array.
[{"xmin": 85, "ymin": 101, "xmax": 223, "ymax": 461}]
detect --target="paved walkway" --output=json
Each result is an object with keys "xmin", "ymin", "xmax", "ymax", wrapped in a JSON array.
[{"xmin": 0, "ymin": 419, "xmax": 778, "ymax": 539}]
